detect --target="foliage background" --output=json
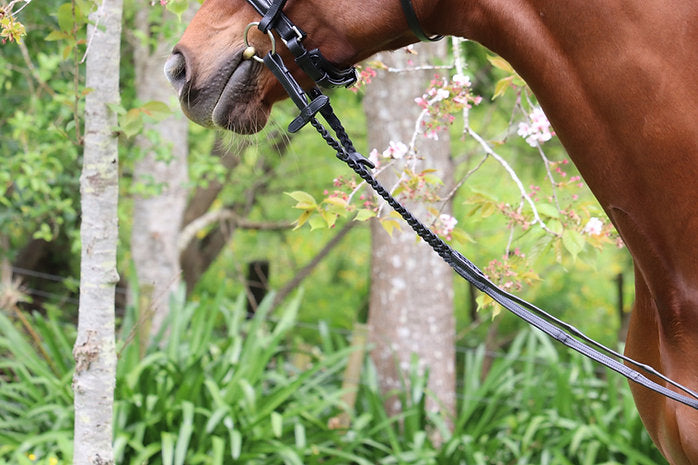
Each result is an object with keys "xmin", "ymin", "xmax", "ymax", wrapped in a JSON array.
[{"xmin": 0, "ymin": 0, "xmax": 657, "ymax": 463}]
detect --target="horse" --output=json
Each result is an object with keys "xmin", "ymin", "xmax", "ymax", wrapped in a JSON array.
[{"xmin": 164, "ymin": 1, "xmax": 698, "ymax": 463}]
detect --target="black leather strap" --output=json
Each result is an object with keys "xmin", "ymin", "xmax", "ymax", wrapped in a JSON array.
[
  {"xmin": 247, "ymin": 0, "xmax": 357, "ymax": 88},
  {"xmin": 399, "ymin": 0, "xmax": 444, "ymax": 42},
  {"xmin": 258, "ymin": 0, "xmax": 287, "ymax": 33}
]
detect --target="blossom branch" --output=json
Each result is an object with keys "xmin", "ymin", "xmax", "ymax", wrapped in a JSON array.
[{"xmin": 467, "ymin": 127, "xmax": 559, "ymax": 236}]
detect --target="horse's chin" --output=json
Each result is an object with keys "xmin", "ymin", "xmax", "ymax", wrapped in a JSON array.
[{"xmin": 210, "ymin": 59, "xmax": 271, "ymax": 134}]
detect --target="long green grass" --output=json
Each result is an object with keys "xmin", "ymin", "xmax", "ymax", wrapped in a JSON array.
[{"xmin": 0, "ymin": 291, "xmax": 665, "ymax": 464}]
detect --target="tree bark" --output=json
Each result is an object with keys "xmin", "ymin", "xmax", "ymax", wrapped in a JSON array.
[
  {"xmin": 73, "ymin": 0, "xmax": 123, "ymax": 462},
  {"xmin": 364, "ymin": 41, "xmax": 456, "ymax": 424},
  {"xmin": 180, "ymin": 130, "xmax": 293, "ymax": 292},
  {"xmin": 130, "ymin": 7, "xmax": 195, "ymax": 338}
]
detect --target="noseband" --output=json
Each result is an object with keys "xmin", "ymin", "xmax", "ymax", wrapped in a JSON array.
[
  {"xmin": 245, "ymin": 0, "xmax": 357, "ymax": 88},
  {"xmin": 240, "ymin": 0, "xmax": 698, "ymax": 410}
]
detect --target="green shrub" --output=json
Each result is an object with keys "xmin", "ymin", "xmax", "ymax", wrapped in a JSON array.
[
  {"xmin": 0, "ymin": 292, "xmax": 666, "ymax": 464},
  {"xmin": 0, "ymin": 309, "xmax": 74, "ymax": 464},
  {"xmin": 340, "ymin": 330, "xmax": 666, "ymax": 464},
  {"xmin": 113, "ymin": 289, "xmax": 359, "ymax": 465}
]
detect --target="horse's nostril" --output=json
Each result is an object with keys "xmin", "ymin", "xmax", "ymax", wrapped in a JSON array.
[{"xmin": 164, "ymin": 52, "xmax": 187, "ymax": 92}]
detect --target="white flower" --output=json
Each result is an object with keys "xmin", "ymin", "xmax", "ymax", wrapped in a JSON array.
[
  {"xmin": 452, "ymin": 74, "xmax": 471, "ymax": 86},
  {"xmin": 434, "ymin": 88, "xmax": 450, "ymax": 101},
  {"xmin": 583, "ymin": 217, "xmax": 604, "ymax": 236},
  {"xmin": 382, "ymin": 140, "xmax": 409, "ymax": 159}
]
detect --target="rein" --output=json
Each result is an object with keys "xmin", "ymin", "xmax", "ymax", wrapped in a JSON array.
[{"xmin": 242, "ymin": 0, "xmax": 698, "ymax": 410}]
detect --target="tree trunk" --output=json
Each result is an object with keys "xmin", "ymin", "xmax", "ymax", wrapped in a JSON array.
[
  {"xmin": 73, "ymin": 0, "xmax": 123, "ymax": 462},
  {"xmin": 364, "ymin": 41, "xmax": 456, "ymax": 423},
  {"xmin": 130, "ymin": 7, "xmax": 195, "ymax": 338}
]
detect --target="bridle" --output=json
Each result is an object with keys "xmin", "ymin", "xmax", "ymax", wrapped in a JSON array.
[{"xmin": 241, "ymin": 0, "xmax": 698, "ymax": 410}]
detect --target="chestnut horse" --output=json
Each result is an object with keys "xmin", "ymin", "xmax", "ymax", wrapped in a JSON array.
[{"xmin": 165, "ymin": 1, "xmax": 698, "ymax": 463}]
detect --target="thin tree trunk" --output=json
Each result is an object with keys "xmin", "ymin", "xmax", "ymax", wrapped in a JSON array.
[
  {"xmin": 364, "ymin": 41, "xmax": 456, "ymax": 425},
  {"xmin": 73, "ymin": 0, "xmax": 123, "ymax": 462},
  {"xmin": 130, "ymin": 7, "xmax": 195, "ymax": 339}
]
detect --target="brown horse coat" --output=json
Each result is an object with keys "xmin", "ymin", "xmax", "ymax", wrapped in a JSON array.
[{"xmin": 165, "ymin": 1, "xmax": 698, "ymax": 463}]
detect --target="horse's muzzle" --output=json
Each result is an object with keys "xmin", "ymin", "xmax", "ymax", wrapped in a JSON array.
[{"xmin": 164, "ymin": 50, "xmax": 188, "ymax": 97}]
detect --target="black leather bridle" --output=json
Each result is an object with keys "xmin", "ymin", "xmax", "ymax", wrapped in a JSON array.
[{"xmin": 241, "ymin": 0, "xmax": 698, "ymax": 410}]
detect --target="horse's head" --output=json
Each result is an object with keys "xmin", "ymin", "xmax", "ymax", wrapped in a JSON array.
[{"xmin": 164, "ymin": 0, "xmax": 435, "ymax": 134}]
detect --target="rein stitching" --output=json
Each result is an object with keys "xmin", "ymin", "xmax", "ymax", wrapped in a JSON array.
[{"xmin": 242, "ymin": 0, "xmax": 698, "ymax": 410}]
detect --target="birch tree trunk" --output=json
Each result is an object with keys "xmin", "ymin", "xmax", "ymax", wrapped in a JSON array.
[
  {"xmin": 72, "ymin": 0, "xmax": 123, "ymax": 463},
  {"xmin": 130, "ymin": 6, "xmax": 195, "ymax": 339},
  {"xmin": 364, "ymin": 41, "xmax": 456, "ymax": 424}
]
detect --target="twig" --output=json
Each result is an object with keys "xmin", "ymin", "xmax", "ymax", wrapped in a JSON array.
[
  {"xmin": 80, "ymin": 0, "xmax": 103, "ymax": 64},
  {"xmin": 384, "ymin": 64, "xmax": 453, "ymax": 74},
  {"xmin": 2, "ymin": 0, "xmax": 32, "ymax": 17},
  {"xmin": 72, "ymin": 0, "xmax": 82, "ymax": 144},
  {"xmin": 435, "ymin": 152, "xmax": 490, "ymax": 216},
  {"xmin": 178, "ymin": 209, "xmax": 293, "ymax": 253}
]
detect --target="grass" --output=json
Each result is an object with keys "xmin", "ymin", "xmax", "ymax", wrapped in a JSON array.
[{"xmin": 0, "ymin": 290, "xmax": 666, "ymax": 464}]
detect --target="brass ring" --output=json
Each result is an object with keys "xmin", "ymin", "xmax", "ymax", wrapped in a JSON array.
[{"xmin": 244, "ymin": 22, "xmax": 275, "ymax": 63}]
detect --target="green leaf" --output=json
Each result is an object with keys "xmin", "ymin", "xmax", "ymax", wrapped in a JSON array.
[
  {"xmin": 56, "ymin": 3, "xmax": 74, "ymax": 32},
  {"xmin": 323, "ymin": 196, "xmax": 348, "ymax": 208},
  {"xmin": 536, "ymin": 203, "xmax": 560, "ymax": 219},
  {"xmin": 211, "ymin": 436, "xmax": 224, "ymax": 465},
  {"xmin": 106, "ymin": 102, "xmax": 126, "ymax": 115},
  {"xmin": 450, "ymin": 228, "xmax": 475, "ymax": 245},
  {"xmin": 293, "ymin": 210, "xmax": 313, "ymax": 230},
  {"xmin": 487, "ymin": 55, "xmax": 515, "ymax": 73},
  {"xmin": 45, "ymin": 30, "xmax": 69, "ymax": 41},
  {"xmin": 141, "ymin": 100, "xmax": 172, "ymax": 119},
  {"xmin": 161, "ymin": 432, "xmax": 175, "ymax": 465},
  {"xmin": 308, "ymin": 214, "xmax": 327, "ymax": 230},
  {"xmin": 271, "ymin": 411, "xmax": 283, "ymax": 438},
  {"xmin": 562, "ymin": 229, "xmax": 585, "ymax": 261},
  {"xmin": 174, "ymin": 402, "xmax": 194, "ymax": 465},
  {"xmin": 547, "ymin": 219, "xmax": 564, "ymax": 235},
  {"xmin": 166, "ymin": 0, "xmax": 191, "ymax": 19},
  {"xmin": 493, "ymin": 76, "xmax": 514, "ymax": 100},
  {"xmin": 320, "ymin": 210, "xmax": 338, "ymax": 228},
  {"xmin": 294, "ymin": 423, "xmax": 306, "ymax": 449},
  {"xmin": 379, "ymin": 218, "xmax": 401, "ymax": 237},
  {"xmin": 355, "ymin": 209, "xmax": 376, "ymax": 221},
  {"xmin": 286, "ymin": 191, "xmax": 318, "ymax": 209},
  {"xmin": 230, "ymin": 430, "xmax": 242, "ymax": 459}
]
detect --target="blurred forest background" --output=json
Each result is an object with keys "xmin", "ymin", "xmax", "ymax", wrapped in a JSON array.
[{"xmin": 1, "ymin": 0, "xmax": 667, "ymax": 464}]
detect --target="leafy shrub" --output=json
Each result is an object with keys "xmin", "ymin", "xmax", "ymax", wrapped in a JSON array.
[
  {"xmin": 113, "ymin": 289, "xmax": 356, "ymax": 465},
  {"xmin": 0, "ymin": 292, "xmax": 666, "ymax": 464},
  {"xmin": 0, "ymin": 309, "xmax": 74, "ymax": 464},
  {"xmin": 342, "ymin": 330, "xmax": 666, "ymax": 464}
]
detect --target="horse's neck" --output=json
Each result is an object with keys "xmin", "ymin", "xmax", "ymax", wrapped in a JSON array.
[{"xmin": 438, "ymin": 0, "xmax": 698, "ymax": 293}]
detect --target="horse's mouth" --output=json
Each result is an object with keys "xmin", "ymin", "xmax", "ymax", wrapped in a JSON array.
[{"xmin": 165, "ymin": 48, "xmax": 271, "ymax": 134}]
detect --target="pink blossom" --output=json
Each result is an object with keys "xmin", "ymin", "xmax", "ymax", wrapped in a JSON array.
[
  {"xmin": 433, "ymin": 214, "xmax": 458, "ymax": 239},
  {"xmin": 414, "ymin": 96, "xmax": 429, "ymax": 109},
  {"xmin": 382, "ymin": 140, "xmax": 409, "ymax": 159},
  {"xmin": 518, "ymin": 107, "xmax": 555, "ymax": 147}
]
